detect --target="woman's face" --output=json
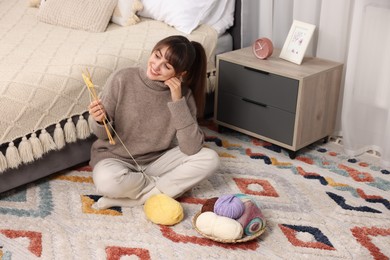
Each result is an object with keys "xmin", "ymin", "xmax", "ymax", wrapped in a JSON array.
[{"xmin": 146, "ymin": 46, "xmax": 176, "ymax": 81}]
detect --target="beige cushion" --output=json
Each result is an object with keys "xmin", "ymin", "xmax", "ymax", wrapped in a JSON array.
[
  {"xmin": 111, "ymin": 0, "xmax": 143, "ymax": 26},
  {"xmin": 37, "ymin": 0, "xmax": 117, "ymax": 32}
]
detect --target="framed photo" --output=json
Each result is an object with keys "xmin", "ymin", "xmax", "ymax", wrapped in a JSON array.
[{"xmin": 279, "ymin": 20, "xmax": 316, "ymax": 65}]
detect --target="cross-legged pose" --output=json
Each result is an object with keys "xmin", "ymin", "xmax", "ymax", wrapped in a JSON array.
[{"xmin": 88, "ymin": 35, "xmax": 220, "ymax": 209}]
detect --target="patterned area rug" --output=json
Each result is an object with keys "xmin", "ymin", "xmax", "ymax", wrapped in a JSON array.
[{"xmin": 1, "ymin": 124, "xmax": 389, "ymax": 259}]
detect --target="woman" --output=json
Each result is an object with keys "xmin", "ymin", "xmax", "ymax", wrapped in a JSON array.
[{"xmin": 88, "ymin": 35, "xmax": 220, "ymax": 209}]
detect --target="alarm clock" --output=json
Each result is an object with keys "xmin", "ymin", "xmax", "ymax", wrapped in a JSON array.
[{"xmin": 252, "ymin": 38, "xmax": 274, "ymax": 60}]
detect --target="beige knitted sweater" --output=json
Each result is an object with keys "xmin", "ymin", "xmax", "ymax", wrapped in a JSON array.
[{"xmin": 89, "ymin": 67, "xmax": 204, "ymax": 168}]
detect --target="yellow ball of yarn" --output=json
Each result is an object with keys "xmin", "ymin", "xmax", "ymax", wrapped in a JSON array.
[{"xmin": 144, "ymin": 194, "xmax": 184, "ymax": 225}]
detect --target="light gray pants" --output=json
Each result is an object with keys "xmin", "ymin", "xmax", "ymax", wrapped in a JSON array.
[{"xmin": 92, "ymin": 147, "xmax": 220, "ymax": 199}]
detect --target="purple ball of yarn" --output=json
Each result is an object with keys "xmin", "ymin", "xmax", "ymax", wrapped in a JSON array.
[{"xmin": 214, "ymin": 194, "xmax": 245, "ymax": 219}]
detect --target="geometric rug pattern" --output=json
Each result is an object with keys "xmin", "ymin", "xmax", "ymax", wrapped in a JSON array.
[{"xmin": 0, "ymin": 125, "xmax": 389, "ymax": 259}]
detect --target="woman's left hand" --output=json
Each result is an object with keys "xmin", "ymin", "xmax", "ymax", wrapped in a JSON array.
[{"xmin": 164, "ymin": 77, "xmax": 182, "ymax": 102}]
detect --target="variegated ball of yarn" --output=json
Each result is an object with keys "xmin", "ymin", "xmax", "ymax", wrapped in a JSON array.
[
  {"xmin": 235, "ymin": 193, "xmax": 266, "ymax": 236},
  {"xmin": 214, "ymin": 194, "xmax": 245, "ymax": 219}
]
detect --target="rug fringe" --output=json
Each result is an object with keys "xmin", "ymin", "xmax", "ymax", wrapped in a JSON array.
[{"xmin": 0, "ymin": 114, "xmax": 92, "ymax": 174}]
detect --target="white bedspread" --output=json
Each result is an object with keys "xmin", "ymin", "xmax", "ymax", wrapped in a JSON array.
[{"xmin": 0, "ymin": 0, "xmax": 218, "ymax": 148}]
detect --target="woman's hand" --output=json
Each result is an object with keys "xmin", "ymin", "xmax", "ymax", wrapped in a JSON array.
[
  {"xmin": 164, "ymin": 77, "xmax": 182, "ymax": 102},
  {"xmin": 88, "ymin": 99, "xmax": 106, "ymax": 123}
]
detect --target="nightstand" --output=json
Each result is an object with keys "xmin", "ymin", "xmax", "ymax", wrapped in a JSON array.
[{"xmin": 214, "ymin": 47, "xmax": 343, "ymax": 158}]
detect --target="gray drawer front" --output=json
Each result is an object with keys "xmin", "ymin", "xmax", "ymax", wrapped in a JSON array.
[
  {"xmin": 217, "ymin": 92, "xmax": 295, "ymax": 145},
  {"xmin": 218, "ymin": 60, "xmax": 299, "ymax": 113}
]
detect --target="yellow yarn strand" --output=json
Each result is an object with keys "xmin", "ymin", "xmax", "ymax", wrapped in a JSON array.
[{"xmin": 81, "ymin": 69, "xmax": 145, "ymax": 173}]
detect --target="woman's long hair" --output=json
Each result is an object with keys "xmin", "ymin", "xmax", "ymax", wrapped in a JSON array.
[{"xmin": 152, "ymin": 35, "xmax": 207, "ymax": 118}]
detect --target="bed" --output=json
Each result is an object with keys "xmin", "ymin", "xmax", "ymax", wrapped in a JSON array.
[{"xmin": 0, "ymin": 0, "xmax": 242, "ymax": 193}]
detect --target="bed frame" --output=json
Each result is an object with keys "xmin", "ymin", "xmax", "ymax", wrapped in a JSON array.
[
  {"xmin": 0, "ymin": 0, "xmax": 242, "ymax": 194},
  {"xmin": 0, "ymin": 114, "xmax": 96, "ymax": 193}
]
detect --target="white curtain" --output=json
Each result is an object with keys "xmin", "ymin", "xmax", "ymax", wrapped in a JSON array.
[
  {"xmin": 342, "ymin": 0, "xmax": 390, "ymax": 167},
  {"xmin": 240, "ymin": 0, "xmax": 390, "ymax": 168}
]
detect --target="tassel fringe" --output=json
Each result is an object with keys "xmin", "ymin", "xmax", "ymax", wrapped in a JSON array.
[
  {"xmin": 0, "ymin": 114, "xmax": 92, "ymax": 174},
  {"xmin": 39, "ymin": 129, "xmax": 57, "ymax": 153},
  {"xmin": 54, "ymin": 123, "xmax": 66, "ymax": 149},
  {"xmin": 64, "ymin": 118, "xmax": 77, "ymax": 143},
  {"xmin": 18, "ymin": 136, "xmax": 34, "ymax": 164},
  {"xmin": 0, "ymin": 151, "xmax": 8, "ymax": 172},
  {"xmin": 76, "ymin": 115, "xmax": 90, "ymax": 140},
  {"xmin": 30, "ymin": 132, "xmax": 43, "ymax": 159},
  {"xmin": 5, "ymin": 142, "xmax": 21, "ymax": 169},
  {"xmin": 206, "ymin": 70, "xmax": 216, "ymax": 93}
]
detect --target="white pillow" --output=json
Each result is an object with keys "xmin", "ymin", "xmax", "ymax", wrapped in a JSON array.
[
  {"xmin": 138, "ymin": 0, "xmax": 218, "ymax": 34},
  {"xmin": 111, "ymin": 0, "xmax": 144, "ymax": 26},
  {"xmin": 202, "ymin": 0, "xmax": 235, "ymax": 36}
]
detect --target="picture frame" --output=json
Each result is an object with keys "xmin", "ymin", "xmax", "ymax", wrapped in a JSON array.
[{"xmin": 279, "ymin": 20, "xmax": 316, "ymax": 65}]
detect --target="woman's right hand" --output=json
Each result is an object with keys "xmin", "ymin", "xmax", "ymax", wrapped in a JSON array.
[{"xmin": 88, "ymin": 99, "xmax": 106, "ymax": 123}]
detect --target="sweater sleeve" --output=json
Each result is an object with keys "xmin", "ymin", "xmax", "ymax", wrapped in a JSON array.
[
  {"xmin": 89, "ymin": 116, "xmax": 110, "ymax": 140},
  {"xmin": 167, "ymin": 93, "xmax": 204, "ymax": 155}
]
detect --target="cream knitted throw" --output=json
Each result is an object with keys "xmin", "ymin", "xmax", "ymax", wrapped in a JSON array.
[{"xmin": 0, "ymin": 0, "xmax": 218, "ymax": 173}]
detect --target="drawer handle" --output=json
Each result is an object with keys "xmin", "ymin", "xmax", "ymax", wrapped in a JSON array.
[
  {"xmin": 244, "ymin": 66, "xmax": 269, "ymax": 75},
  {"xmin": 242, "ymin": 98, "xmax": 268, "ymax": 108}
]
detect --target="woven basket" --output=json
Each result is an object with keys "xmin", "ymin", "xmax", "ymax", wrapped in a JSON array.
[{"xmin": 192, "ymin": 211, "xmax": 266, "ymax": 243}]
